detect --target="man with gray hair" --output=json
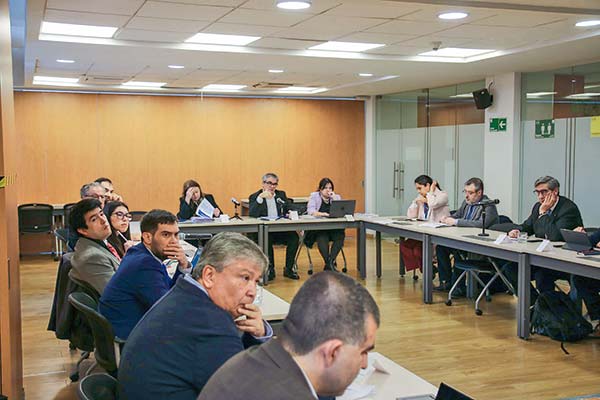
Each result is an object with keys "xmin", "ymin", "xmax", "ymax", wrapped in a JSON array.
[
  {"xmin": 118, "ymin": 232, "xmax": 273, "ymax": 400},
  {"xmin": 505, "ymin": 175, "xmax": 583, "ymax": 299},
  {"xmin": 80, "ymin": 181, "xmax": 107, "ymax": 208},
  {"xmin": 199, "ymin": 272, "xmax": 380, "ymax": 400}
]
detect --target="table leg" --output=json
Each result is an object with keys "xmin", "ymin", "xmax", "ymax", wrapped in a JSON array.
[
  {"xmin": 375, "ymin": 231, "xmax": 382, "ymax": 278},
  {"xmin": 260, "ymin": 225, "xmax": 269, "ymax": 286},
  {"xmin": 357, "ymin": 222, "xmax": 366, "ymax": 279},
  {"xmin": 517, "ymin": 253, "xmax": 531, "ymax": 339},
  {"xmin": 399, "ymin": 238, "xmax": 406, "ymax": 277},
  {"xmin": 422, "ymin": 234, "xmax": 433, "ymax": 304}
]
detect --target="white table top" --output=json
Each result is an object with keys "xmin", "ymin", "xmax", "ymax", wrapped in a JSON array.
[
  {"xmin": 258, "ymin": 288, "xmax": 289, "ymax": 321},
  {"xmin": 339, "ymin": 352, "xmax": 437, "ymax": 400}
]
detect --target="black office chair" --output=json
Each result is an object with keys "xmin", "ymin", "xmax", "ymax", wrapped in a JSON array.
[
  {"xmin": 18, "ymin": 203, "xmax": 55, "ymax": 257},
  {"xmin": 77, "ymin": 373, "xmax": 118, "ymax": 400},
  {"xmin": 68, "ymin": 292, "xmax": 122, "ymax": 377},
  {"xmin": 129, "ymin": 211, "xmax": 147, "ymax": 222}
]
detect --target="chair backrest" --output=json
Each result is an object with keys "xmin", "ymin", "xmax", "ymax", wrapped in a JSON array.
[
  {"xmin": 18, "ymin": 203, "xmax": 54, "ymax": 233},
  {"xmin": 77, "ymin": 373, "xmax": 118, "ymax": 400},
  {"xmin": 63, "ymin": 202, "xmax": 77, "ymax": 229},
  {"xmin": 129, "ymin": 211, "xmax": 147, "ymax": 222},
  {"xmin": 68, "ymin": 292, "xmax": 118, "ymax": 373},
  {"xmin": 69, "ymin": 275, "xmax": 101, "ymax": 303}
]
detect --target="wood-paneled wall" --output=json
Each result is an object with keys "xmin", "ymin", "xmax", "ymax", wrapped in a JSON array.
[{"xmin": 14, "ymin": 92, "xmax": 365, "ymax": 217}]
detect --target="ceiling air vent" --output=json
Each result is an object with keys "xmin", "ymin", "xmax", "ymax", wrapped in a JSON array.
[
  {"xmin": 81, "ymin": 75, "xmax": 128, "ymax": 86},
  {"xmin": 252, "ymin": 82, "xmax": 293, "ymax": 89}
]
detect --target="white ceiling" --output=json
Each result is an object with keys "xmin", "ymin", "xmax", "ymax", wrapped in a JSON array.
[{"xmin": 16, "ymin": 0, "xmax": 600, "ymax": 97}]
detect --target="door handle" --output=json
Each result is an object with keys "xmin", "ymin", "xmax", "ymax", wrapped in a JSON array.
[
  {"xmin": 392, "ymin": 162, "xmax": 399, "ymax": 198},
  {"xmin": 398, "ymin": 161, "xmax": 405, "ymax": 198}
]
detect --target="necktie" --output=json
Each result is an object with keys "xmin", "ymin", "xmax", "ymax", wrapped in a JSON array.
[
  {"xmin": 423, "ymin": 203, "xmax": 430, "ymax": 219},
  {"xmin": 106, "ymin": 242, "xmax": 121, "ymax": 262}
]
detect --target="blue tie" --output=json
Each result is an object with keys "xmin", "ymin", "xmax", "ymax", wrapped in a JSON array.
[{"xmin": 423, "ymin": 203, "xmax": 429, "ymax": 219}]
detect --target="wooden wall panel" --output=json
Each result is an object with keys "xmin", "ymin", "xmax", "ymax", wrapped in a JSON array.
[{"xmin": 14, "ymin": 92, "xmax": 365, "ymax": 218}]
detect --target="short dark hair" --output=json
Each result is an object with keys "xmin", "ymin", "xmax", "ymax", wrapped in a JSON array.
[
  {"xmin": 534, "ymin": 176, "xmax": 560, "ymax": 191},
  {"xmin": 279, "ymin": 272, "xmax": 380, "ymax": 356},
  {"xmin": 94, "ymin": 177, "xmax": 113, "ymax": 185},
  {"xmin": 414, "ymin": 174, "xmax": 442, "ymax": 190},
  {"xmin": 464, "ymin": 177, "xmax": 484, "ymax": 193},
  {"xmin": 69, "ymin": 198, "xmax": 102, "ymax": 232},
  {"xmin": 140, "ymin": 209, "xmax": 177, "ymax": 234},
  {"xmin": 317, "ymin": 177, "xmax": 334, "ymax": 192}
]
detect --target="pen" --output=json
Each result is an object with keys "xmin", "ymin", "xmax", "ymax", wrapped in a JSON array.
[{"xmin": 117, "ymin": 231, "xmax": 128, "ymax": 241}]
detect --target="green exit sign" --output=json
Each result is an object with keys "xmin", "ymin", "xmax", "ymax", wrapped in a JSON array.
[{"xmin": 489, "ymin": 118, "xmax": 507, "ymax": 132}]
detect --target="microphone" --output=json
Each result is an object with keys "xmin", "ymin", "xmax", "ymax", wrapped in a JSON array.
[
  {"xmin": 276, "ymin": 198, "xmax": 286, "ymax": 205},
  {"xmin": 474, "ymin": 198, "xmax": 500, "ymax": 206},
  {"xmin": 231, "ymin": 197, "xmax": 240, "ymax": 206}
]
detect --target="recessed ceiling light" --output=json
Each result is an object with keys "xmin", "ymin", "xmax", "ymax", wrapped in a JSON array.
[
  {"xmin": 201, "ymin": 84, "xmax": 247, "ymax": 92},
  {"xmin": 185, "ymin": 33, "xmax": 260, "ymax": 46},
  {"xmin": 41, "ymin": 21, "xmax": 118, "ymax": 38},
  {"xmin": 275, "ymin": 86, "xmax": 327, "ymax": 94},
  {"xmin": 419, "ymin": 47, "xmax": 494, "ymax": 57},
  {"xmin": 122, "ymin": 81, "xmax": 166, "ymax": 88},
  {"xmin": 438, "ymin": 12, "xmax": 469, "ymax": 20},
  {"xmin": 168, "ymin": 65, "xmax": 185, "ymax": 69},
  {"xmin": 359, "ymin": 73, "xmax": 373, "ymax": 77},
  {"xmin": 56, "ymin": 59, "xmax": 75, "ymax": 64},
  {"xmin": 33, "ymin": 75, "xmax": 79, "ymax": 84},
  {"xmin": 276, "ymin": 0, "xmax": 311, "ymax": 10},
  {"xmin": 309, "ymin": 41, "xmax": 385, "ymax": 52},
  {"xmin": 575, "ymin": 20, "xmax": 600, "ymax": 27},
  {"xmin": 269, "ymin": 69, "xmax": 284, "ymax": 73}
]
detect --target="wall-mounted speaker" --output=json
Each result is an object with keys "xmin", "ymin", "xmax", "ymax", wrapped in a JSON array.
[{"xmin": 472, "ymin": 88, "xmax": 493, "ymax": 109}]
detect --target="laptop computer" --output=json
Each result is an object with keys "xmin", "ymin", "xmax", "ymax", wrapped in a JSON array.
[
  {"xmin": 560, "ymin": 229, "xmax": 600, "ymax": 255},
  {"xmin": 397, "ymin": 382, "xmax": 474, "ymax": 400},
  {"xmin": 328, "ymin": 200, "xmax": 356, "ymax": 218}
]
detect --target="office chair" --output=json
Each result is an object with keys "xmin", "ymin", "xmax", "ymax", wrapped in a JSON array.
[
  {"xmin": 68, "ymin": 292, "xmax": 123, "ymax": 378},
  {"xmin": 129, "ymin": 211, "xmax": 147, "ymax": 222},
  {"xmin": 293, "ymin": 231, "xmax": 347, "ymax": 275},
  {"xmin": 77, "ymin": 373, "xmax": 118, "ymax": 400},
  {"xmin": 18, "ymin": 203, "xmax": 55, "ymax": 257}
]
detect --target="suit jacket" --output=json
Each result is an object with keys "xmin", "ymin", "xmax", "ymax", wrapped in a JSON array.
[
  {"xmin": 177, "ymin": 194, "xmax": 220, "ymax": 220},
  {"xmin": 70, "ymin": 237, "xmax": 120, "ymax": 295},
  {"xmin": 119, "ymin": 275, "xmax": 265, "ymax": 400},
  {"xmin": 519, "ymin": 195, "xmax": 583, "ymax": 241},
  {"xmin": 99, "ymin": 242, "xmax": 181, "ymax": 339},
  {"xmin": 198, "ymin": 338, "xmax": 315, "ymax": 400},
  {"xmin": 248, "ymin": 189, "xmax": 290, "ymax": 218},
  {"xmin": 406, "ymin": 188, "xmax": 450, "ymax": 222},
  {"xmin": 451, "ymin": 195, "xmax": 499, "ymax": 229},
  {"xmin": 590, "ymin": 230, "xmax": 600, "ymax": 247},
  {"xmin": 307, "ymin": 191, "xmax": 342, "ymax": 215}
]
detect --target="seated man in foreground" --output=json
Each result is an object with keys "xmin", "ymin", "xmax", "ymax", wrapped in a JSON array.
[
  {"xmin": 118, "ymin": 232, "xmax": 272, "ymax": 400},
  {"xmin": 99, "ymin": 209, "xmax": 190, "ymax": 340},
  {"xmin": 198, "ymin": 271, "xmax": 380, "ymax": 400}
]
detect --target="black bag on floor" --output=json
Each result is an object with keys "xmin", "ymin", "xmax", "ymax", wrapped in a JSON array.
[{"xmin": 531, "ymin": 291, "xmax": 592, "ymax": 353}]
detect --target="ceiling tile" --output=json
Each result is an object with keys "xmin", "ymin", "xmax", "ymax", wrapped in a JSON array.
[
  {"xmin": 87, "ymin": 62, "xmax": 148, "ymax": 76},
  {"xmin": 184, "ymin": 69, "xmax": 242, "ymax": 80},
  {"xmin": 337, "ymin": 32, "xmax": 416, "ymax": 45},
  {"xmin": 399, "ymin": 35, "xmax": 472, "ymax": 48},
  {"xmin": 44, "ymin": 9, "xmax": 130, "ymax": 27},
  {"xmin": 156, "ymin": 0, "xmax": 245, "ymax": 5},
  {"xmin": 46, "ymin": 0, "xmax": 145, "ymax": 15},
  {"xmin": 436, "ymin": 24, "xmax": 526, "ymax": 39},
  {"xmin": 241, "ymin": 0, "xmax": 342, "ymax": 14},
  {"xmin": 365, "ymin": 44, "xmax": 425, "ymax": 56},
  {"xmin": 399, "ymin": 5, "xmax": 495, "ymax": 23},
  {"xmin": 323, "ymin": 2, "xmax": 421, "ymax": 19},
  {"xmin": 202, "ymin": 23, "xmax": 282, "ymax": 37},
  {"xmin": 274, "ymin": 15, "xmax": 385, "ymax": 41},
  {"xmin": 366, "ymin": 20, "xmax": 452, "ymax": 36},
  {"xmin": 472, "ymin": 10, "xmax": 568, "ymax": 28},
  {"xmin": 35, "ymin": 63, "xmax": 89, "ymax": 73},
  {"xmin": 219, "ymin": 9, "xmax": 313, "ymax": 28},
  {"xmin": 126, "ymin": 16, "xmax": 209, "ymax": 33},
  {"xmin": 115, "ymin": 28, "xmax": 191, "ymax": 43},
  {"xmin": 137, "ymin": 1, "xmax": 233, "ymax": 21},
  {"xmin": 249, "ymin": 37, "xmax": 320, "ymax": 50}
]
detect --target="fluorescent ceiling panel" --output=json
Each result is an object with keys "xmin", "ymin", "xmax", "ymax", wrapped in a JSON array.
[
  {"xmin": 122, "ymin": 81, "xmax": 166, "ymax": 87},
  {"xmin": 185, "ymin": 33, "xmax": 261, "ymax": 46},
  {"xmin": 33, "ymin": 75, "xmax": 79, "ymax": 83},
  {"xmin": 40, "ymin": 21, "xmax": 118, "ymax": 38},
  {"xmin": 419, "ymin": 47, "xmax": 494, "ymax": 57},
  {"xmin": 309, "ymin": 41, "xmax": 385, "ymax": 52},
  {"xmin": 201, "ymin": 84, "xmax": 247, "ymax": 91}
]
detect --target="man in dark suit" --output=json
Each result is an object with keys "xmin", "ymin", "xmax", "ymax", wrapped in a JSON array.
[
  {"xmin": 118, "ymin": 232, "xmax": 272, "ymax": 400},
  {"xmin": 572, "ymin": 229, "xmax": 600, "ymax": 335},
  {"xmin": 249, "ymin": 172, "xmax": 299, "ymax": 280},
  {"xmin": 69, "ymin": 198, "xmax": 120, "ymax": 295},
  {"xmin": 198, "ymin": 271, "xmax": 380, "ymax": 400},
  {"xmin": 505, "ymin": 176, "xmax": 583, "ymax": 299},
  {"xmin": 99, "ymin": 209, "xmax": 190, "ymax": 340}
]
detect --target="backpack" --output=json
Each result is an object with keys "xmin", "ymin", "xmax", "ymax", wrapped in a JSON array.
[{"xmin": 531, "ymin": 291, "xmax": 593, "ymax": 354}]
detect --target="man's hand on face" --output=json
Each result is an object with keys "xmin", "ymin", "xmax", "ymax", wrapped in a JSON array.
[
  {"xmin": 235, "ymin": 303, "xmax": 265, "ymax": 337},
  {"xmin": 259, "ymin": 190, "xmax": 274, "ymax": 199},
  {"xmin": 540, "ymin": 191, "xmax": 558, "ymax": 214},
  {"xmin": 163, "ymin": 242, "xmax": 190, "ymax": 268}
]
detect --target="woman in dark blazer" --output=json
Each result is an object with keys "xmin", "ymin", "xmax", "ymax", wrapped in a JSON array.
[{"xmin": 177, "ymin": 179, "xmax": 221, "ymax": 220}]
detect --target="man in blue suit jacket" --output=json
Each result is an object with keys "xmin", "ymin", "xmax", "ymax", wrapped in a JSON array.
[
  {"xmin": 118, "ymin": 232, "xmax": 272, "ymax": 400},
  {"xmin": 99, "ymin": 209, "xmax": 191, "ymax": 340}
]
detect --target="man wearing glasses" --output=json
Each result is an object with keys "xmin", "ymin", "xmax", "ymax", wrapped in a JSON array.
[
  {"xmin": 249, "ymin": 172, "xmax": 300, "ymax": 281},
  {"xmin": 504, "ymin": 176, "xmax": 583, "ymax": 300}
]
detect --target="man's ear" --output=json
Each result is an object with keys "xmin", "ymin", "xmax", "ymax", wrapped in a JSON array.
[
  {"xmin": 76, "ymin": 227, "xmax": 87, "ymax": 237},
  {"xmin": 141, "ymin": 231, "xmax": 153, "ymax": 245},
  {"xmin": 201, "ymin": 265, "xmax": 217, "ymax": 289},
  {"xmin": 317, "ymin": 339, "xmax": 344, "ymax": 369}
]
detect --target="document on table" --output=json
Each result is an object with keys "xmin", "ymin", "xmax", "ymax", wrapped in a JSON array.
[
  {"xmin": 338, "ymin": 358, "xmax": 391, "ymax": 400},
  {"xmin": 195, "ymin": 198, "xmax": 214, "ymax": 219},
  {"xmin": 418, "ymin": 222, "xmax": 447, "ymax": 228}
]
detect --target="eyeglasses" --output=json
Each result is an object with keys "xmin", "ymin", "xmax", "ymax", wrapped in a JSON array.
[
  {"xmin": 88, "ymin": 193, "xmax": 106, "ymax": 199},
  {"xmin": 533, "ymin": 189, "xmax": 550, "ymax": 196},
  {"xmin": 113, "ymin": 211, "xmax": 132, "ymax": 220},
  {"xmin": 463, "ymin": 189, "xmax": 477, "ymax": 195},
  {"xmin": 263, "ymin": 181, "xmax": 278, "ymax": 186}
]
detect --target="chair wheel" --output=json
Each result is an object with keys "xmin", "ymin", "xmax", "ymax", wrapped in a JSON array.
[
  {"xmin": 400, "ymin": 274, "xmax": 405, "ymax": 278},
  {"xmin": 69, "ymin": 371, "xmax": 79, "ymax": 382},
  {"xmin": 475, "ymin": 309, "xmax": 483, "ymax": 316},
  {"xmin": 308, "ymin": 270, "xmax": 313, "ymax": 275},
  {"xmin": 342, "ymin": 267, "xmax": 347, "ymax": 273},
  {"xmin": 413, "ymin": 275, "xmax": 419, "ymax": 281},
  {"xmin": 445, "ymin": 300, "xmax": 452, "ymax": 306}
]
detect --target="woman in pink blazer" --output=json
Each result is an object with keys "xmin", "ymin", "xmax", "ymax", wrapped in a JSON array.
[
  {"xmin": 305, "ymin": 178, "xmax": 344, "ymax": 271},
  {"xmin": 401, "ymin": 175, "xmax": 450, "ymax": 272}
]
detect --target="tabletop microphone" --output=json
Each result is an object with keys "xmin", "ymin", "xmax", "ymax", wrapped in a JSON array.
[
  {"xmin": 474, "ymin": 198, "xmax": 500, "ymax": 206},
  {"xmin": 231, "ymin": 197, "xmax": 241, "ymax": 206},
  {"xmin": 276, "ymin": 198, "xmax": 286, "ymax": 205}
]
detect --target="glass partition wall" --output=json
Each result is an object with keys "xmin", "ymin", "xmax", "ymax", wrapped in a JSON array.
[
  {"xmin": 375, "ymin": 81, "xmax": 485, "ymax": 216},
  {"xmin": 520, "ymin": 62, "xmax": 600, "ymax": 226}
]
